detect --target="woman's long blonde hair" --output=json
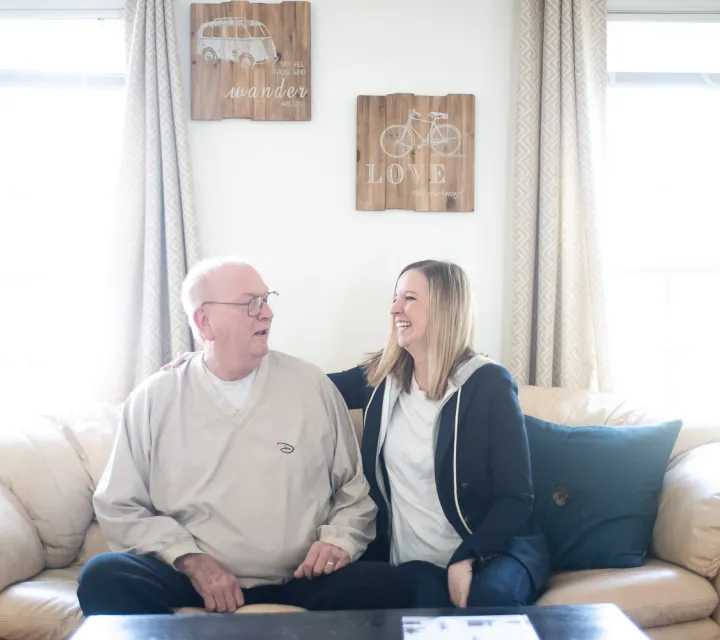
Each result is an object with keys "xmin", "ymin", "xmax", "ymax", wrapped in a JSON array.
[{"xmin": 362, "ymin": 260, "xmax": 475, "ymax": 401}]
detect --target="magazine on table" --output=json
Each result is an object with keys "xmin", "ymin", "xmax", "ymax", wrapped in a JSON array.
[{"xmin": 402, "ymin": 614, "xmax": 540, "ymax": 640}]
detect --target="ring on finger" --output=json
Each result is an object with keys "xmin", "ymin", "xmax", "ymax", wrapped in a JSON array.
[{"xmin": 325, "ymin": 561, "xmax": 335, "ymax": 567}]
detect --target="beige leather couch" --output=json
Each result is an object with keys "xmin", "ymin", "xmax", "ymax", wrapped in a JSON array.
[{"xmin": 1, "ymin": 387, "xmax": 719, "ymax": 640}]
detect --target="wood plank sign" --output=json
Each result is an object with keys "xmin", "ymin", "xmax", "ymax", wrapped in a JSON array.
[
  {"xmin": 191, "ymin": 1, "xmax": 310, "ymax": 121},
  {"xmin": 357, "ymin": 94, "xmax": 475, "ymax": 212}
]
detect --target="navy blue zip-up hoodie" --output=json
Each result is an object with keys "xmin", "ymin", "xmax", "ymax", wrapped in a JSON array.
[{"xmin": 329, "ymin": 357, "xmax": 550, "ymax": 592}]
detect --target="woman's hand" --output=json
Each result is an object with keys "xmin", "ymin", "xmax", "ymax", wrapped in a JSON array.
[
  {"xmin": 160, "ymin": 351, "xmax": 195, "ymax": 371},
  {"xmin": 448, "ymin": 558, "xmax": 474, "ymax": 608}
]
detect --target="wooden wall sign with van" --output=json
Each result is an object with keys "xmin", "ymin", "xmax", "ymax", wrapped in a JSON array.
[
  {"xmin": 191, "ymin": 1, "xmax": 310, "ymax": 121},
  {"xmin": 357, "ymin": 94, "xmax": 475, "ymax": 212}
]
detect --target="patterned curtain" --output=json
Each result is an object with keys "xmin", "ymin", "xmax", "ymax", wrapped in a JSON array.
[
  {"xmin": 509, "ymin": 0, "xmax": 611, "ymax": 391},
  {"xmin": 107, "ymin": 0, "xmax": 201, "ymax": 402}
]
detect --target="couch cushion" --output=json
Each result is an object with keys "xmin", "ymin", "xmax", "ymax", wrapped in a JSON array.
[
  {"xmin": 0, "ymin": 485, "xmax": 44, "ymax": 592},
  {"xmin": 644, "ymin": 619, "xmax": 720, "ymax": 640},
  {"xmin": 74, "ymin": 522, "xmax": 110, "ymax": 566},
  {"xmin": 526, "ymin": 416, "xmax": 682, "ymax": 571},
  {"xmin": 175, "ymin": 604, "xmax": 305, "ymax": 614},
  {"xmin": 0, "ymin": 414, "xmax": 93, "ymax": 569},
  {"xmin": 536, "ymin": 559, "xmax": 719, "ymax": 629},
  {"xmin": 518, "ymin": 386, "xmax": 666, "ymax": 429},
  {"xmin": 0, "ymin": 569, "xmax": 305, "ymax": 640},
  {"xmin": 669, "ymin": 423, "xmax": 720, "ymax": 463},
  {"xmin": 653, "ymin": 443, "xmax": 720, "ymax": 579},
  {"xmin": 0, "ymin": 566, "xmax": 83, "ymax": 640},
  {"xmin": 45, "ymin": 404, "xmax": 122, "ymax": 490}
]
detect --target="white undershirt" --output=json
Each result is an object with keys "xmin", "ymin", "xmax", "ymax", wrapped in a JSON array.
[
  {"xmin": 385, "ymin": 376, "xmax": 463, "ymax": 567},
  {"xmin": 203, "ymin": 361, "xmax": 258, "ymax": 410}
]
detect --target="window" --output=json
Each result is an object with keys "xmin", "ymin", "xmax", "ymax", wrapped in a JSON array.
[
  {"xmin": 248, "ymin": 25, "xmax": 266, "ymax": 38},
  {"xmin": 0, "ymin": 15, "xmax": 125, "ymax": 413},
  {"xmin": 605, "ymin": 18, "xmax": 720, "ymax": 422}
]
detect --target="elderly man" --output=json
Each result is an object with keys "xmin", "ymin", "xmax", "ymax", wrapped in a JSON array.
[{"xmin": 78, "ymin": 258, "xmax": 407, "ymax": 615}]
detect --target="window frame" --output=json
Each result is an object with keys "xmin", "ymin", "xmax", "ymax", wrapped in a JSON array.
[
  {"xmin": 0, "ymin": 0, "xmax": 122, "ymax": 16},
  {"xmin": 0, "ymin": 12, "xmax": 125, "ymax": 87},
  {"xmin": 608, "ymin": 0, "xmax": 720, "ymax": 18},
  {"xmin": 607, "ymin": 13, "xmax": 720, "ymax": 85}
]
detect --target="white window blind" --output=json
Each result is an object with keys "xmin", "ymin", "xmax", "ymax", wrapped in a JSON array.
[
  {"xmin": 0, "ymin": 16, "xmax": 125, "ymax": 412},
  {"xmin": 605, "ymin": 20, "xmax": 720, "ymax": 423}
]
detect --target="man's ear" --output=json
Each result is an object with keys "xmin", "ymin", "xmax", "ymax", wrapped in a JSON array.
[{"xmin": 193, "ymin": 307, "xmax": 214, "ymax": 342}]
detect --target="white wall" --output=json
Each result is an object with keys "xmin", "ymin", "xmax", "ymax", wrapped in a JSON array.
[{"xmin": 174, "ymin": 0, "xmax": 520, "ymax": 372}]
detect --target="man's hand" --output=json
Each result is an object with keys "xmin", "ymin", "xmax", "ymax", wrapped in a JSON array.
[
  {"xmin": 294, "ymin": 541, "xmax": 351, "ymax": 580},
  {"xmin": 448, "ymin": 558, "xmax": 474, "ymax": 608},
  {"xmin": 174, "ymin": 553, "xmax": 244, "ymax": 613}
]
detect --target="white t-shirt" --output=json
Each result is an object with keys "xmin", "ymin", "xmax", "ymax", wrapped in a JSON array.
[
  {"xmin": 203, "ymin": 361, "xmax": 258, "ymax": 410},
  {"xmin": 385, "ymin": 376, "xmax": 462, "ymax": 567}
]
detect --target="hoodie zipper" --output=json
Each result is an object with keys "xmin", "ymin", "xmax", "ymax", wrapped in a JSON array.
[
  {"xmin": 374, "ymin": 385, "xmax": 393, "ymax": 538},
  {"xmin": 363, "ymin": 385, "xmax": 393, "ymax": 538}
]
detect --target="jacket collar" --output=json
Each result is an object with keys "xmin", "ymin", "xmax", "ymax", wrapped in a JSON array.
[{"xmin": 371, "ymin": 354, "xmax": 494, "ymax": 482}]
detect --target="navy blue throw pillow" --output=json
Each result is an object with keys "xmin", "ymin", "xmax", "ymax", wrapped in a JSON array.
[{"xmin": 525, "ymin": 416, "xmax": 682, "ymax": 572}]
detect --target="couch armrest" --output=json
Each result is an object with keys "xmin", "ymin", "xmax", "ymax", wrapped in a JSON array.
[
  {"xmin": 0, "ymin": 484, "xmax": 44, "ymax": 591},
  {"xmin": 653, "ymin": 443, "xmax": 720, "ymax": 578},
  {"xmin": 713, "ymin": 572, "xmax": 719, "ymax": 626}
]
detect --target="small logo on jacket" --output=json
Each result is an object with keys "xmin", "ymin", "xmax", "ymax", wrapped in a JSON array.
[{"xmin": 277, "ymin": 442, "xmax": 295, "ymax": 454}]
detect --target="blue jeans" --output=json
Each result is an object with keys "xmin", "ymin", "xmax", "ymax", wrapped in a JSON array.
[
  {"xmin": 78, "ymin": 552, "xmax": 410, "ymax": 615},
  {"xmin": 398, "ymin": 556, "xmax": 538, "ymax": 609}
]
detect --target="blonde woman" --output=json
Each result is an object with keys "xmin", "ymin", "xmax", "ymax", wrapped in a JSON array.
[{"xmin": 329, "ymin": 260, "xmax": 550, "ymax": 608}]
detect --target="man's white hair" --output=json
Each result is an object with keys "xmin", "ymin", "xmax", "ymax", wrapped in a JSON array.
[{"xmin": 181, "ymin": 257, "xmax": 250, "ymax": 328}]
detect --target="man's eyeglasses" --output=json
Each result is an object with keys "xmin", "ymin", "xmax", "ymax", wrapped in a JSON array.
[{"xmin": 201, "ymin": 291, "xmax": 278, "ymax": 317}]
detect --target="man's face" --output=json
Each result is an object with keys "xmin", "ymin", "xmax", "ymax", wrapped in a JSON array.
[{"xmin": 196, "ymin": 264, "xmax": 274, "ymax": 361}]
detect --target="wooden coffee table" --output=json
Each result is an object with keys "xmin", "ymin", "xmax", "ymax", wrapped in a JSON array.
[{"xmin": 72, "ymin": 604, "xmax": 647, "ymax": 639}]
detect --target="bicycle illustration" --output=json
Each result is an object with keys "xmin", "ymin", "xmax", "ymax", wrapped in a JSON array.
[{"xmin": 380, "ymin": 110, "xmax": 462, "ymax": 158}]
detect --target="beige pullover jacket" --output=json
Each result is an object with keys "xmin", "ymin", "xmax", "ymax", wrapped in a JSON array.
[{"xmin": 94, "ymin": 351, "xmax": 376, "ymax": 588}]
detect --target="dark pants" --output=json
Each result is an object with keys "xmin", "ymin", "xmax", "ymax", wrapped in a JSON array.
[
  {"xmin": 398, "ymin": 555, "xmax": 538, "ymax": 609},
  {"xmin": 78, "ymin": 552, "xmax": 410, "ymax": 615}
]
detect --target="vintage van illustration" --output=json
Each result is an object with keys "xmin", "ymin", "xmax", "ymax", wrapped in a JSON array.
[{"xmin": 196, "ymin": 18, "xmax": 279, "ymax": 68}]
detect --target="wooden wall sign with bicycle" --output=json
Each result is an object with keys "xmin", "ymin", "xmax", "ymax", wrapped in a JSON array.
[
  {"xmin": 191, "ymin": 1, "xmax": 310, "ymax": 121},
  {"xmin": 356, "ymin": 94, "xmax": 474, "ymax": 212}
]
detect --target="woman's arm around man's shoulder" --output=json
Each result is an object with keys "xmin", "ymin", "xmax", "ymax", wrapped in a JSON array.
[{"xmin": 327, "ymin": 366, "xmax": 371, "ymax": 411}]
